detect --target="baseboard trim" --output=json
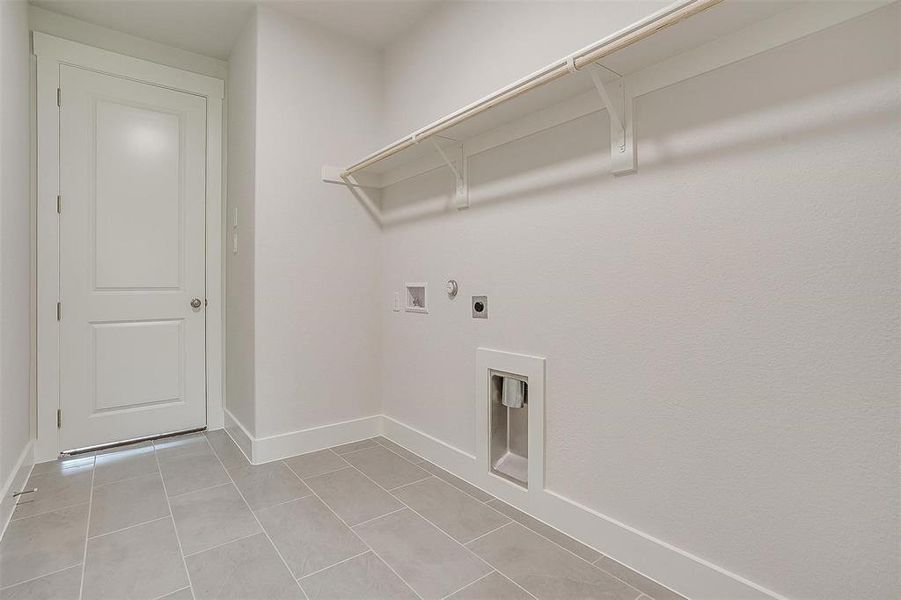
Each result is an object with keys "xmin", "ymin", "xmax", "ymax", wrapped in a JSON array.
[
  {"xmin": 222, "ymin": 408, "xmax": 254, "ymax": 461},
  {"xmin": 381, "ymin": 415, "xmax": 787, "ymax": 600},
  {"xmin": 0, "ymin": 441, "xmax": 35, "ymax": 541},
  {"xmin": 213, "ymin": 410, "xmax": 785, "ymax": 599},
  {"xmin": 222, "ymin": 409, "xmax": 382, "ymax": 464}
]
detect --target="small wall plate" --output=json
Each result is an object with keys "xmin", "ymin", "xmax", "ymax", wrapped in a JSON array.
[
  {"xmin": 405, "ymin": 283, "xmax": 428, "ymax": 313},
  {"xmin": 472, "ymin": 295, "xmax": 488, "ymax": 319}
]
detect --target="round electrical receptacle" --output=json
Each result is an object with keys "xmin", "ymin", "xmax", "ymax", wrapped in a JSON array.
[{"xmin": 447, "ymin": 279, "xmax": 459, "ymax": 298}]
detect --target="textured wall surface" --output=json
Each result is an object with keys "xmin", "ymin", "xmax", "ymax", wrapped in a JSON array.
[
  {"xmin": 0, "ymin": 0, "xmax": 32, "ymax": 489},
  {"xmin": 225, "ymin": 14, "xmax": 258, "ymax": 434},
  {"xmin": 382, "ymin": 0, "xmax": 669, "ymax": 144},
  {"xmin": 252, "ymin": 7, "xmax": 383, "ymax": 437},
  {"xmin": 379, "ymin": 6, "xmax": 900, "ymax": 599}
]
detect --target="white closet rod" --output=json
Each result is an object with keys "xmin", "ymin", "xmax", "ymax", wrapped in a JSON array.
[{"xmin": 342, "ymin": 0, "xmax": 723, "ymax": 177}]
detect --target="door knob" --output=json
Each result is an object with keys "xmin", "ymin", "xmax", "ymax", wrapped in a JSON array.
[{"xmin": 190, "ymin": 298, "xmax": 202, "ymax": 309}]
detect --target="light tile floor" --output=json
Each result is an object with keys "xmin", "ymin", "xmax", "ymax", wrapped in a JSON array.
[{"xmin": 0, "ymin": 433, "xmax": 686, "ymax": 600}]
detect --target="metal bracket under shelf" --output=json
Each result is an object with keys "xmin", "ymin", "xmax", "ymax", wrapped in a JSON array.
[
  {"xmin": 321, "ymin": 167, "xmax": 384, "ymax": 225},
  {"xmin": 429, "ymin": 140, "xmax": 469, "ymax": 209},
  {"xmin": 340, "ymin": 173, "xmax": 383, "ymax": 224},
  {"xmin": 587, "ymin": 63, "xmax": 636, "ymax": 175}
]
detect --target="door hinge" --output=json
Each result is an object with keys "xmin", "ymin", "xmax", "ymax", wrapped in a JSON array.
[
  {"xmin": 57, "ymin": 195, "xmax": 61, "ymax": 214},
  {"xmin": 57, "ymin": 409, "xmax": 61, "ymax": 429},
  {"xmin": 56, "ymin": 302, "xmax": 61, "ymax": 321},
  {"xmin": 57, "ymin": 88, "xmax": 61, "ymax": 107}
]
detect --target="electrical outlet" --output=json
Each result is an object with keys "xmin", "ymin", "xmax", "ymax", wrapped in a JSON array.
[{"xmin": 472, "ymin": 296, "xmax": 488, "ymax": 319}]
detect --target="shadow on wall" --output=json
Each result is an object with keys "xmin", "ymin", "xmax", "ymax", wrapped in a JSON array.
[{"xmin": 377, "ymin": 46, "xmax": 898, "ymax": 228}]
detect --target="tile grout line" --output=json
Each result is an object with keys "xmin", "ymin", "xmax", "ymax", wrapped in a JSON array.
[
  {"xmin": 336, "ymin": 444, "xmax": 389, "ymax": 458},
  {"xmin": 87, "ymin": 514, "xmax": 170, "ymax": 540},
  {"xmin": 284, "ymin": 461, "xmax": 352, "ymax": 483},
  {"xmin": 180, "ymin": 528, "xmax": 262, "ymax": 559},
  {"xmin": 218, "ymin": 435, "xmax": 647, "ymax": 600},
  {"xmin": 76, "ymin": 456, "xmax": 96, "ymax": 600},
  {"xmin": 300, "ymin": 464, "xmax": 354, "ymax": 481},
  {"xmin": 592, "ymin": 555, "xmax": 683, "ymax": 600},
  {"xmin": 387, "ymin": 474, "xmax": 434, "ymax": 491},
  {"xmin": 0, "ymin": 561, "xmax": 82, "ymax": 592},
  {"xmin": 210, "ymin": 436, "xmax": 647, "ymax": 600},
  {"xmin": 475, "ymin": 500, "xmax": 647, "ymax": 599},
  {"xmin": 10, "ymin": 460, "xmax": 93, "ymax": 523},
  {"xmin": 154, "ymin": 441, "xmax": 198, "ymax": 600},
  {"xmin": 373, "ymin": 437, "xmax": 428, "ymax": 464},
  {"xmin": 248, "ymin": 487, "xmax": 315, "ymax": 515},
  {"xmin": 347, "ymin": 506, "xmax": 407, "ymax": 529},
  {"xmin": 357, "ymin": 438, "xmax": 429, "ymax": 469},
  {"xmin": 422, "ymin": 465, "xmax": 495, "ymax": 504},
  {"xmin": 21, "ymin": 463, "xmax": 91, "ymax": 482},
  {"xmin": 205, "ymin": 435, "xmax": 310, "ymax": 600},
  {"xmin": 483, "ymin": 498, "xmax": 599, "ymax": 560},
  {"xmin": 208, "ymin": 430, "xmax": 253, "ymax": 466},
  {"xmin": 438, "ymin": 570, "xmax": 497, "ymax": 600},
  {"xmin": 330, "ymin": 442, "xmax": 380, "ymax": 456},
  {"xmin": 165, "ymin": 480, "xmax": 234, "ymax": 501},
  {"xmin": 91, "ymin": 468, "xmax": 160, "ymax": 490},
  {"xmin": 279, "ymin": 450, "xmax": 424, "ymax": 600},
  {"xmin": 345, "ymin": 462, "xmax": 537, "ymax": 600},
  {"xmin": 460, "ymin": 521, "xmax": 512, "ymax": 546},
  {"xmin": 299, "ymin": 492, "xmax": 423, "ymax": 600},
  {"xmin": 150, "ymin": 586, "xmax": 191, "ymax": 600},
  {"xmin": 295, "ymin": 549, "xmax": 371, "ymax": 581},
  {"xmin": 8, "ymin": 499, "xmax": 91, "ymax": 524}
]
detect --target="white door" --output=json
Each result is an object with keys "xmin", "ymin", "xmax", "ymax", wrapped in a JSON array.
[{"xmin": 58, "ymin": 65, "xmax": 207, "ymax": 450}]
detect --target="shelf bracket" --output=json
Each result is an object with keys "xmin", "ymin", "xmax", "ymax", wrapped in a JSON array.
[
  {"xmin": 430, "ymin": 140, "xmax": 469, "ymax": 209},
  {"xmin": 338, "ymin": 173, "xmax": 382, "ymax": 225},
  {"xmin": 588, "ymin": 64, "xmax": 636, "ymax": 175}
]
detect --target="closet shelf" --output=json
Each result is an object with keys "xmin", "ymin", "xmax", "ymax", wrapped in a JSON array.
[{"xmin": 322, "ymin": 0, "xmax": 888, "ymax": 212}]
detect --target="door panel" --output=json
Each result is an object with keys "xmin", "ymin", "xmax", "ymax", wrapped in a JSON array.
[
  {"xmin": 92, "ymin": 320, "xmax": 184, "ymax": 412},
  {"xmin": 94, "ymin": 100, "xmax": 182, "ymax": 290},
  {"xmin": 59, "ymin": 65, "xmax": 207, "ymax": 450}
]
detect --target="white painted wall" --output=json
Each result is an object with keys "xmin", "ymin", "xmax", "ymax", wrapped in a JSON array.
[
  {"xmin": 381, "ymin": 0, "xmax": 669, "ymax": 143},
  {"xmin": 251, "ymin": 6, "xmax": 383, "ymax": 438},
  {"xmin": 226, "ymin": 13, "xmax": 258, "ymax": 436},
  {"xmin": 379, "ymin": 5, "xmax": 900, "ymax": 600},
  {"xmin": 0, "ymin": 0, "xmax": 33, "ymax": 489}
]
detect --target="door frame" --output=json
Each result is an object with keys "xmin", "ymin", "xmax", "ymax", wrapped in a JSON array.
[{"xmin": 33, "ymin": 32, "xmax": 225, "ymax": 462}]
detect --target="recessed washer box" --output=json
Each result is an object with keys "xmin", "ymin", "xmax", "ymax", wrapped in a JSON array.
[
  {"xmin": 476, "ymin": 349, "xmax": 545, "ymax": 494},
  {"xmin": 405, "ymin": 283, "xmax": 428, "ymax": 313},
  {"xmin": 489, "ymin": 370, "xmax": 528, "ymax": 488}
]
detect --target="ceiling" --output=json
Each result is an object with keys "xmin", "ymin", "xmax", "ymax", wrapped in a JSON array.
[
  {"xmin": 30, "ymin": 0, "xmax": 441, "ymax": 60},
  {"xmin": 269, "ymin": 1, "xmax": 440, "ymax": 48}
]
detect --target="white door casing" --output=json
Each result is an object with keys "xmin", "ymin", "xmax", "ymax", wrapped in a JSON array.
[
  {"xmin": 34, "ymin": 33, "xmax": 224, "ymax": 461},
  {"xmin": 58, "ymin": 65, "xmax": 207, "ymax": 450}
]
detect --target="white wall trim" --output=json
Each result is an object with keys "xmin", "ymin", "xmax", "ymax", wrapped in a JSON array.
[
  {"xmin": 33, "ymin": 33, "xmax": 225, "ymax": 462},
  {"xmin": 381, "ymin": 414, "xmax": 789, "ymax": 600},
  {"xmin": 252, "ymin": 415, "xmax": 383, "ymax": 464},
  {"xmin": 28, "ymin": 5, "xmax": 228, "ymax": 80},
  {"xmin": 222, "ymin": 409, "xmax": 382, "ymax": 465},
  {"xmin": 32, "ymin": 32, "xmax": 223, "ymax": 98},
  {"xmin": 0, "ymin": 442, "xmax": 35, "ymax": 541},
  {"xmin": 222, "ymin": 408, "xmax": 254, "ymax": 462}
]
